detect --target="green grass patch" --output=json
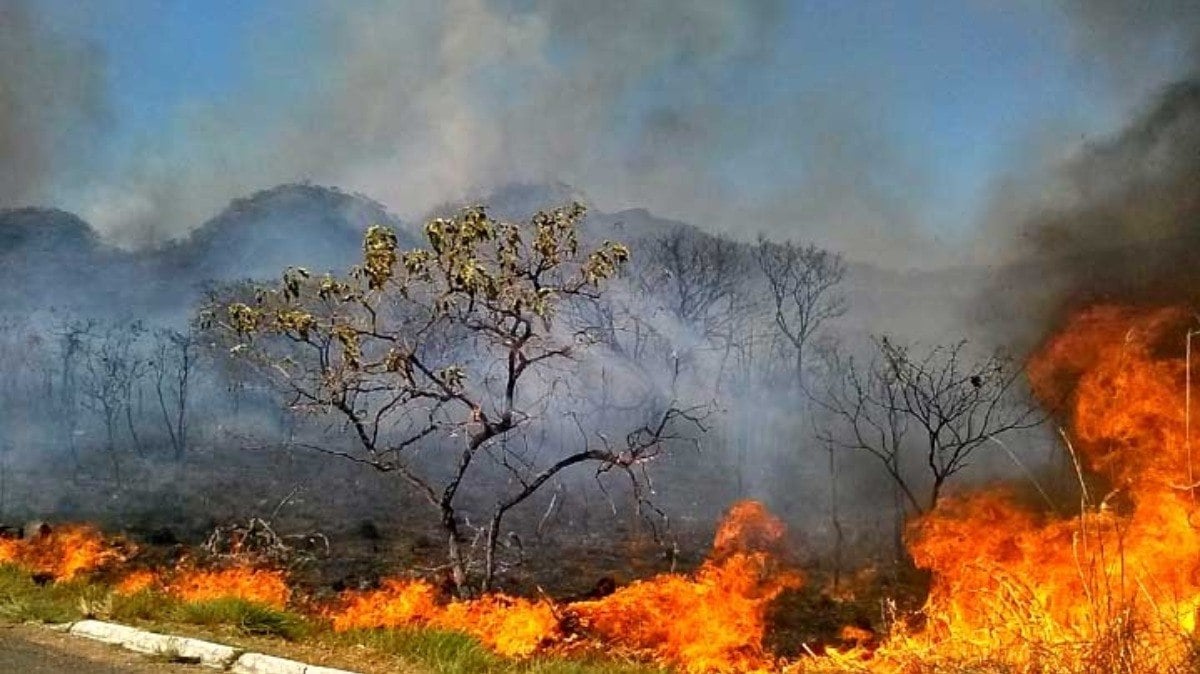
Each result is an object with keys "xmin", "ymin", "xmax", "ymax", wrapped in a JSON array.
[
  {"xmin": 173, "ymin": 597, "xmax": 310, "ymax": 640},
  {"xmin": 110, "ymin": 589, "xmax": 181, "ymax": 622},
  {"xmin": 522, "ymin": 657, "xmax": 669, "ymax": 674},
  {"xmin": 0, "ymin": 563, "xmax": 102, "ymax": 623},
  {"xmin": 329, "ymin": 628, "xmax": 669, "ymax": 674},
  {"xmin": 332, "ymin": 628, "xmax": 503, "ymax": 674}
]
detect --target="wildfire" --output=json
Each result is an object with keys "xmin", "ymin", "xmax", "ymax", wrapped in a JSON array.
[
  {"xmin": 0, "ymin": 524, "xmax": 123, "ymax": 581},
  {"xmin": 328, "ymin": 500, "xmax": 802, "ymax": 670},
  {"xmin": 168, "ymin": 566, "xmax": 292, "ymax": 608},
  {"xmin": 806, "ymin": 304, "xmax": 1200, "ymax": 672},
  {"xmin": 329, "ymin": 577, "xmax": 440, "ymax": 631},
  {"xmin": 571, "ymin": 501, "xmax": 802, "ymax": 672},
  {"xmin": 115, "ymin": 569, "xmax": 159, "ymax": 595},
  {"xmin": 22, "ymin": 303, "xmax": 1200, "ymax": 673}
]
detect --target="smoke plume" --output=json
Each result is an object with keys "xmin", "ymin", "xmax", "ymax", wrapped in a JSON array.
[
  {"xmin": 0, "ymin": 0, "xmax": 107, "ymax": 209},
  {"xmin": 59, "ymin": 0, "xmax": 945, "ymax": 269}
]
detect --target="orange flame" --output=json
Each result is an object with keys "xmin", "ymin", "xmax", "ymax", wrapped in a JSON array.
[
  {"xmin": 438, "ymin": 594, "xmax": 561, "ymax": 658},
  {"xmin": 806, "ymin": 304, "xmax": 1200, "ymax": 672},
  {"xmin": 329, "ymin": 577, "xmax": 441, "ymax": 631},
  {"xmin": 573, "ymin": 501, "xmax": 801, "ymax": 673},
  {"xmin": 0, "ymin": 524, "xmax": 122, "ymax": 581},
  {"xmin": 169, "ymin": 566, "xmax": 291, "ymax": 608},
  {"xmin": 328, "ymin": 500, "xmax": 801, "ymax": 670},
  {"xmin": 328, "ymin": 577, "xmax": 557, "ymax": 657},
  {"xmin": 115, "ymin": 569, "xmax": 160, "ymax": 595}
]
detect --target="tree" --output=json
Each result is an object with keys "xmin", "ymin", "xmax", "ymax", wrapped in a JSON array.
[
  {"xmin": 635, "ymin": 227, "xmax": 759, "ymax": 391},
  {"xmin": 77, "ymin": 321, "xmax": 148, "ymax": 483},
  {"xmin": 814, "ymin": 338, "xmax": 1042, "ymax": 515},
  {"xmin": 206, "ymin": 203, "xmax": 704, "ymax": 594},
  {"xmin": 754, "ymin": 237, "xmax": 846, "ymax": 388},
  {"xmin": 150, "ymin": 327, "xmax": 195, "ymax": 461},
  {"xmin": 54, "ymin": 319, "xmax": 93, "ymax": 469}
]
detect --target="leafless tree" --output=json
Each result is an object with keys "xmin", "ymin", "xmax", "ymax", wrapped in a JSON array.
[
  {"xmin": 78, "ymin": 322, "xmax": 148, "ymax": 482},
  {"xmin": 206, "ymin": 203, "xmax": 706, "ymax": 594},
  {"xmin": 755, "ymin": 237, "xmax": 847, "ymax": 388},
  {"xmin": 638, "ymin": 228, "xmax": 750, "ymax": 336},
  {"xmin": 150, "ymin": 327, "xmax": 195, "ymax": 461},
  {"xmin": 814, "ymin": 337, "xmax": 1042, "ymax": 515},
  {"xmin": 53, "ymin": 319, "xmax": 94, "ymax": 468},
  {"xmin": 635, "ymin": 227, "xmax": 761, "ymax": 392}
]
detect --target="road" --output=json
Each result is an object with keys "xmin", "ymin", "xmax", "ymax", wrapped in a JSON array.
[{"xmin": 0, "ymin": 624, "xmax": 192, "ymax": 673}]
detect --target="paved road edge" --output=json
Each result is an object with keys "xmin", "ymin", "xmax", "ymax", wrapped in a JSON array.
[{"xmin": 61, "ymin": 619, "xmax": 359, "ymax": 674}]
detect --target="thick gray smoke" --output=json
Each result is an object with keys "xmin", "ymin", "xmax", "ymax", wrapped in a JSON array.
[
  {"xmin": 0, "ymin": 0, "xmax": 106, "ymax": 208},
  {"xmin": 967, "ymin": 4, "xmax": 1200, "ymax": 344},
  {"xmin": 971, "ymin": 78, "xmax": 1200, "ymax": 349}
]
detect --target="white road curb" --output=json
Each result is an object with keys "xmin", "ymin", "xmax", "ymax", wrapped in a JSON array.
[
  {"xmin": 230, "ymin": 652, "xmax": 307, "ymax": 673},
  {"xmin": 63, "ymin": 620, "xmax": 359, "ymax": 673},
  {"xmin": 71, "ymin": 619, "xmax": 239, "ymax": 668},
  {"xmin": 228, "ymin": 652, "xmax": 360, "ymax": 674}
]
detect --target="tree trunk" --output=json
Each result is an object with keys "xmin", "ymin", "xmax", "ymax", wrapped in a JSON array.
[
  {"xmin": 105, "ymin": 411, "xmax": 122, "ymax": 486},
  {"xmin": 125, "ymin": 402, "xmax": 143, "ymax": 455},
  {"xmin": 827, "ymin": 443, "xmax": 843, "ymax": 590},
  {"xmin": 441, "ymin": 509, "xmax": 469, "ymax": 596},
  {"xmin": 796, "ymin": 347, "xmax": 804, "ymax": 390},
  {"xmin": 482, "ymin": 509, "xmax": 503, "ymax": 593}
]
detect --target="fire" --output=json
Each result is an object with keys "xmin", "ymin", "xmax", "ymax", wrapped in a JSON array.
[
  {"xmin": 328, "ymin": 500, "xmax": 802, "ymax": 670},
  {"xmin": 329, "ymin": 578, "xmax": 441, "ymax": 631},
  {"xmin": 32, "ymin": 301, "xmax": 1200, "ymax": 674},
  {"xmin": 168, "ymin": 566, "xmax": 292, "ymax": 608},
  {"xmin": 1, "ymin": 524, "xmax": 296, "ymax": 609},
  {"xmin": 572, "ymin": 501, "xmax": 801, "ymax": 673},
  {"xmin": 806, "ymin": 304, "xmax": 1200, "ymax": 672},
  {"xmin": 0, "ymin": 524, "xmax": 123, "ymax": 581},
  {"xmin": 115, "ymin": 569, "xmax": 160, "ymax": 595},
  {"xmin": 438, "ymin": 594, "xmax": 561, "ymax": 658},
  {"xmin": 14, "ymin": 300, "xmax": 1200, "ymax": 674},
  {"xmin": 328, "ymin": 578, "xmax": 556, "ymax": 657}
]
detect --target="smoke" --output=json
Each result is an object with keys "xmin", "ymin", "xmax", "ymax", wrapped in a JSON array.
[
  {"xmin": 75, "ymin": 0, "xmax": 773, "ymax": 244},
  {"xmin": 971, "ymin": 77, "xmax": 1200, "ymax": 350},
  {"xmin": 62, "ymin": 0, "xmax": 942, "ymax": 269},
  {"xmin": 965, "ymin": 3, "xmax": 1200, "ymax": 343},
  {"xmin": 1059, "ymin": 0, "xmax": 1200, "ymax": 97},
  {"xmin": 0, "ymin": 0, "xmax": 107, "ymax": 208}
]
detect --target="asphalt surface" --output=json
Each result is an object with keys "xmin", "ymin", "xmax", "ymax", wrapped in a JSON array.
[{"xmin": 0, "ymin": 625, "xmax": 192, "ymax": 674}]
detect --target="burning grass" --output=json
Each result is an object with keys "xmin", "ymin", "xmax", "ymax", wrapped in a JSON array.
[
  {"xmin": 324, "ymin": 500, "xmax": 800, "ymax": 671},
  {"xmin": 0, "ymin": 524, "xmax": 127, "ymax": 581},
  {"xmin": 797, "ymin": 304, "xmax": 1200, "ymax": 673}
]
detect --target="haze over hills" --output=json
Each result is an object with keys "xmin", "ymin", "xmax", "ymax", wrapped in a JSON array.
[
  {"xmin": 0, "ymin": 180, "xmax": 1002, "ymax": 345},
  {"xmin": 0, "ymin": 184, "xmax": 410, "ymax": 320},
  {"xmin": 0, "ymin": 178, "xmax": 1095, "ymax": 570}
]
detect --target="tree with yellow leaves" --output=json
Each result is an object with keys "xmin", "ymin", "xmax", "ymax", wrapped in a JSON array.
[{"xmin": 204, "ymin": 203, "xmax": 704, "ymax": 594}]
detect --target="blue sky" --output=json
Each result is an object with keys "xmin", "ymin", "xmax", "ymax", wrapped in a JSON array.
[{"xmin": 19, "ymin": 1, "xmax": 1198, "ymax": 264}]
